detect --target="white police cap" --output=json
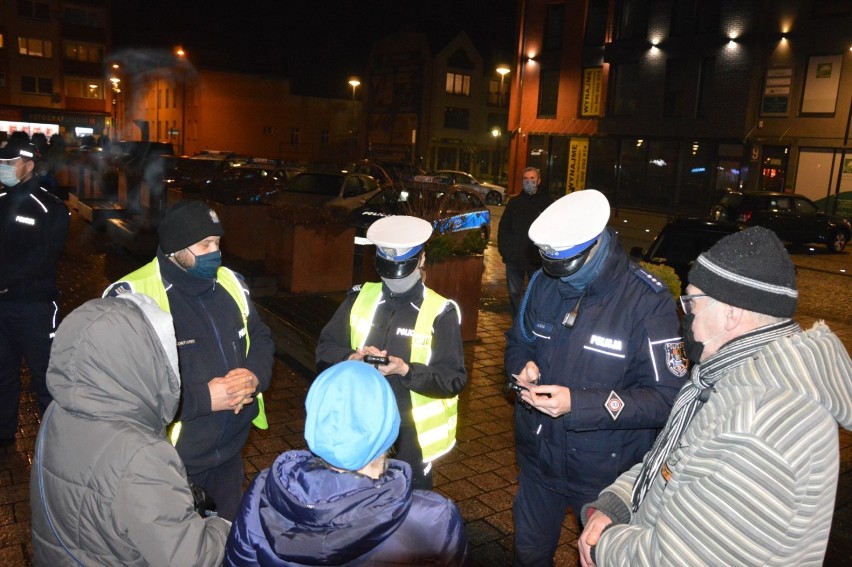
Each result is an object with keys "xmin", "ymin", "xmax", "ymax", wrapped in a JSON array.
[
  {"xmin": 529, "ymin": 189, "xmax": 610, "ymax": 258},
  {"xmin": 367, "ymin": 215, "xmax": 433, "ymax": 261}
]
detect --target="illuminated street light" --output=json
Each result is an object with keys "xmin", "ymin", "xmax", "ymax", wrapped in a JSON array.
[
  {"xmin": 491, "ymin": 127, "xmax": 502, "ymax": 183},
  {"xmin": 348, "ymin": 78, "xmax": 361, "ymax": 158},
  {"xmin": 496, "ymin": 65, "xmax": 510, "ymax": 107},
  {"xmin": 175, "ymin": 46, "xmax": 187, "ymax": 155}
]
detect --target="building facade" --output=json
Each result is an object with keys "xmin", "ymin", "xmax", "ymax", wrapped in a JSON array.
[
  {"xmin": 508, "ymin": 0, "xmax": 852, "ymax": 217},
  {"xmin": 0, "ymin": 0, "xmax": 111, "ymax": 142}
]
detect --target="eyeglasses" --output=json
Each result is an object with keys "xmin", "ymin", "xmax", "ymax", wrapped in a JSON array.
[{"xmin": 679, "ymin": 294, "xmax": 708, "ymax": 315}]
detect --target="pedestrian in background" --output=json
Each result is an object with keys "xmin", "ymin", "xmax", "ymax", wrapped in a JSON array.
[
  {"xmin": 104, "ymin": 199, "xmax": 274, "ymax": 520},
  {"xmin": 497, "ymin": 166, "xmax": 553, "ymax": 319},
  {"xmin": 225, "ymin": 360, "xmax": 468, "ymax": 566},
  {"xmin": 316, "ymin": 215, "xmax": 467, "ymax": 491},
  {"xmin": 31, "ymin": 294, "xmax": 230, "ymax": 566},
  {"xmin": 0, "ymin": 139, "xmax": 69, "ymax": 448},
  {"xmin": 580, "ymin": 226, "xmax": 852, "ymax": 567},
  {"xmin": 506, "ymin": 189, "xmax": 685, "ymax": 566}
]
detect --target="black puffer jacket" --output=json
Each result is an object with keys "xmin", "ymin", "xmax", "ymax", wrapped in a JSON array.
[{"xmin": 497, "ymin": 190, "xmax": 553, "ymax": 269}]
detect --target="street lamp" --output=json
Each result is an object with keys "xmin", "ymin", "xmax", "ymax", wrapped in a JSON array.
[
  {"xmin": 496, "ymin": 65, "xmax": 510, "ymax": 107},
  {"xmin": 491, "ymin": 127, "xmax": 502, "ymax": 183},
  {"xmin": 175, "ymin": 46, "xmax": 187, "ymax": 155},
  {"xmin": 348, "ymin": 78, "xmax": 361, "ymax": 157}
]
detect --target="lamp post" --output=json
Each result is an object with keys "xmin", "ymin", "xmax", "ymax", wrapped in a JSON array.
[
  {"xmin": 109, "ymin": 76, "xmax": 121, "ymax": 139},
  {"xmin": 176, "ymin": 46, "xmax": 187, "ymax": 155},
  {"xmin": 491, "ymin": 127, "xmax": 502, "ymax": 183},
  {"xmin": 349, "ymin": 78, "xmax": 361, "ymax": 157},
  {"xmin": 496, "ymin": 65, "xmax": 510, "ymax": 107}
]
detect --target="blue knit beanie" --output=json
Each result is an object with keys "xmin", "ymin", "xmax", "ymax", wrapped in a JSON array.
[{"xmin": 304, "ymin": 360, "xmax": 400, "ymax": 471}]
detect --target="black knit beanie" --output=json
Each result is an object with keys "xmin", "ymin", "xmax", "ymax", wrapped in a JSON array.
[
  {"xmin": 687, "ymin": 226, "xmax": 798, "ymax": 317},
  {"xmin": 158, "ymin": 200, "xmax": 224, "ymax": 254}
]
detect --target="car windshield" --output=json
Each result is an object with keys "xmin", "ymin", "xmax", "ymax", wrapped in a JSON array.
[{"xmin": 287, "ymin": 173, "xmax": 343, "ymax": 196}]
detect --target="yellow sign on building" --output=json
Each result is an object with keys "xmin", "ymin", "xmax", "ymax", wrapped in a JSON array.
[
  {"xmin": 567, "ymin": 138, "xmax": 589, "ymax": 192},
  {"xmin": 581, "ymin": 67, "xmax": 603, "ymax": 117}
]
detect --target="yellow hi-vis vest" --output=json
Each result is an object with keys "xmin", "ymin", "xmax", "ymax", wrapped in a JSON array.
[
  {"xmin": 349, "ymin": 282, "xmax": 460, "ymax": 463},
  {"xmin": 104, "ymin": 258, "xmax": 268, "ymax": 445}
]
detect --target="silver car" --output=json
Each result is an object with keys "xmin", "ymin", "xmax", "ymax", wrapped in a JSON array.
[{"xmin": 431, "ymin": 170, "xmax": 506, "ymax": 205}]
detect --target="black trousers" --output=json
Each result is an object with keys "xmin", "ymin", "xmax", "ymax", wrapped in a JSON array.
[
  {"xmin": 188, "ymin": 451, "xmax": 244, "ymax": 522},
  {"xmin": 0, "ymin": 300, "xmax": 57, "ymax": 441}
]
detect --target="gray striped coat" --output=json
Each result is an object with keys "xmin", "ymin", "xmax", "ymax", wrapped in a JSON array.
[{"xmin": 593, "ymin": 322, "xmax": 852, "ymax": 566}]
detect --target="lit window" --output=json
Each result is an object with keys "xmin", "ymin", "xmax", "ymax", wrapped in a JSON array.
[
  {"xmin": 18, "ymin": 37, "xmax": 52, "ymax": 58},
  {"xmin": 0, "ymin": 33, "xmax": 4, "ymax": 49},
  {"xmin": 66, "ymin": 77, "xmax": 103, "ymax": 99},
  {"xmin": 445, "ymin": 73, "xmax": 471, "ymax": 96},
  {"xmin": 64, "ymin": 42, "xmax": 102, "ymax": 63}
]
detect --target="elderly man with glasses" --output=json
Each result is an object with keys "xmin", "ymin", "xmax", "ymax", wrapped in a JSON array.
[{"xmin": 580, "ymin": 226, "xmax": 852, "ymax": 567}]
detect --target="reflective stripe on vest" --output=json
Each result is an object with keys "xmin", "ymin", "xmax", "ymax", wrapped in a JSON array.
[
  {"xmin": 107, "ymin": 258, "xmax": 268, "ymax": 446},
  {"xmin": 349, "ymin": 282, "xmax": 460, "ymax": 463}
]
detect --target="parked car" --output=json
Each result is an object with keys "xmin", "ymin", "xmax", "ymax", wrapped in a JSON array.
[
  {"xmin": 163, "ymin": 153, "xmax": 250, "ymax": 194},
  {"xmin": 268, "ymin": 171, "xmax": 382, "ymax": 210},
  {"xmin": 631, "ymin": 217, "xmax": 742, "ymax": 293},
  {"xmin": 710, "ymin": 191, "xmax": 850, "ymax": 252},
  {"xmin": 342, "ymin": 159, "xmax": 426, "ymax": 189},
  {"xmin": 350, "ymin": 185, "xmax": 492, "ymax": 243},
  {"xmin": 204, "ymin": 161, "xmax": 295, "ymax": 205},
  {"xmin": 430, "ymin": 170, "xmax": 506, "ymax": 205}
]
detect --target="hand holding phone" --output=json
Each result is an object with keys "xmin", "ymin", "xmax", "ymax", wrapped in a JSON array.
[{"xmin": 363, "ymin": 354, "xmax": 390, "ymax": 366}]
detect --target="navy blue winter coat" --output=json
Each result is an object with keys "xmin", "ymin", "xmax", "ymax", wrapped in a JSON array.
[
  {"xmin": 505, "ymin": 229, "xmax": 685, "ymax": 504},
  {"xmin": 224, "ymin": 451, "xmax": 468, "ymax": 566}
]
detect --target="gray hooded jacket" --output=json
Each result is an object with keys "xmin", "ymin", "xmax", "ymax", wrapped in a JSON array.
[{"xmin": 30, "ymin": 294, "xmax": 230, "ymax": 566}]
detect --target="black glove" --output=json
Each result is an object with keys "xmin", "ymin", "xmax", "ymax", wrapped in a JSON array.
[{"xmin": 189, "ymin": 481, "xmax": 218, "ymax": 518}]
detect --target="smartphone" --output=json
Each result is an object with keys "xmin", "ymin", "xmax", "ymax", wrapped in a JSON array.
[
  {"xmin": 363, "ymin": 354, "xmax": 390, "ymax": 365},
  {"xmin": 508, "ymin": 375, "xmax": 529, "ymax": 394}
]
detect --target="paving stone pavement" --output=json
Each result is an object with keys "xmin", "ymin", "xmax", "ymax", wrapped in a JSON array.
[{"xmin": 1, "ymin": 206, "xmax": 850, "ymax": 566}]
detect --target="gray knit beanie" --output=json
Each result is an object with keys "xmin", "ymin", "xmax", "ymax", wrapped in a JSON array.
[{"xmin": 687, "ymin": 226, "xmax": 798, "ymax": 317}]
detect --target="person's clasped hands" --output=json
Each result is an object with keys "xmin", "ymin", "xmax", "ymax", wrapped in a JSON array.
[
  {"xmin": 209, "ymin": 368, "xmax": 259, "ymax": 414},
  {"xmin": 349, "ymin": 346, "xmax": 410, "ymax": 377}
]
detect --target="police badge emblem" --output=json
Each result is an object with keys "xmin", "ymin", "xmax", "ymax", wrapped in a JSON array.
[
  {"xmin": 665, "ymin": 341, "xmax": 688, "ymax": 377},
  {"xmin": 604, "ymin": 390, "xmax": 624, "ymax": 420}
]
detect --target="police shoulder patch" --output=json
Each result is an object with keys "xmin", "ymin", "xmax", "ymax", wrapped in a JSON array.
[
  {"xmin": 604, "ymin": 390, "xmax": 625, "ymax": 420},
  {"xmin": 631, "ymin": 265, "xmax": 667, "ymax": 294},
  {"xmin": 664, "ymin": 341, "xmax": 688, "ymax": 377}
]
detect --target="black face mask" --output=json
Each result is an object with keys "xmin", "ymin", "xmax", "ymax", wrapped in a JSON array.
[{"xmin": 681, "ymin": 312, "xmax": 704, "ymax": 362}]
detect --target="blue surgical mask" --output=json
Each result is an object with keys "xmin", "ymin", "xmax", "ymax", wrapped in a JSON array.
[
  {"xmin": 187, "ymin": 250, "xmax": 222, "ymax": 279},
  {"xmin": 0, "ymin": 163, "xmax": 20, "ymax": 187},
  {"xmin": 522, "ymin": 179, "xmax": 537, "ymax": 194}
]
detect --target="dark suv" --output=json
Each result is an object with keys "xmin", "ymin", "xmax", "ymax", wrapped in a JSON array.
[
  {"xmin": 633, "ymin": 217, "xmax": 742, "ymax": 293},
  {"xmin": 710, "ymin": 191, "xmax": 850, "ymax": 253}
]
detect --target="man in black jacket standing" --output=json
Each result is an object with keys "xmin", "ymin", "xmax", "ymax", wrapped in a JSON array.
[
  {"xmin": 498, "ymin": 167, "xmax": 553, "ymax": 319},
  {"xmin": 0, "ymin": 139, "xmax": 69, "ymax": 447}
]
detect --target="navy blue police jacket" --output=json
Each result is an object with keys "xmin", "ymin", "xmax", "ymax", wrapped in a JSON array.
[
  {"xmin": 105, "ymin": 250, "xmax": 274, "ymax": 475},
  {"xmin": 505, "ymin": 229, "xmax": 685, "ymax": 500},
  {"xmin": 0, "ymin": 176, "xmax": 69, "ymax": 301}
]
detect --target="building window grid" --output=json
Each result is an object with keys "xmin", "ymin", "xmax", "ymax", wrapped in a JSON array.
[
  {"xmin": 66, "ymin": 77, "xmax": 103, "ymax": 99},
  {"xmin": 64, "ymin": 42, "xmax": 102, "ymax": 63},
  {"xmin": 18, "ymin": 37, "xmax": 52, "ymax": 58},
  {"xmin": 18, "ymin": 1, "xmax": 50, "ymax": 20},
  {"xmin": 445, "ymin": 73, "xmax": 471, "ymax": 96}
]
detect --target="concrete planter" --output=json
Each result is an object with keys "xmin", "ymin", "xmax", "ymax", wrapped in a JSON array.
[
  {"xmin": 266, "ymin": 221, "xmax": 355, "ymax": 293},
  {"xmin": 424, "ymin": 254, "xmax": 484, "ymax": 342},
  {"xmin": 207, "ymin": 203, "xmax": 271, "ymax": 263}
]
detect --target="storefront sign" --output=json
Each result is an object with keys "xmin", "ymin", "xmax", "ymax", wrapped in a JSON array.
[
  {"xmin": 581, "ymin": 67, "xmax": 603, "ymax": 117},
  {"xmin": 761, "ymin": 67, "xmax": 792, "ymax": 116},
  {"xmin": 567, "ymin": 137, "xmax": 589, "ymax": 192}
]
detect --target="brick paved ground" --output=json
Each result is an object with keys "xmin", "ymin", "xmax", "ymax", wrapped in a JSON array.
[{"xmin": 2, "ymin": 205, "xmax": 850, "ymax": 566}]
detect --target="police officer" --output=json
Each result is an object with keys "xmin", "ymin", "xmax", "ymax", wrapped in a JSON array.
[
  {"xmin": 316, "ymin": 215, "xmax": 467, "ymax": 490},
  {"xmin": 505, "ymin": 190, "xmax": 685, "ymax": 566},
  {"xmin": 0, "ymin": 139, "xmax": 70, "ymax": 447},
  {"xmin": 103, "ymin": 200, "xmax": 274, "ymax": 520}
]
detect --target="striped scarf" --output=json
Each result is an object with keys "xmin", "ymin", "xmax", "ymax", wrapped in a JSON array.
[{"xmin": 630, "ymin": 318, "xmax": 801, "ymax": 512}]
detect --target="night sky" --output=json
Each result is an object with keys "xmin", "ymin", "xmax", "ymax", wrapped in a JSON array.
[{"xmin": 111, "ymin": 0, "xmax": 519, "ymax": 98}]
